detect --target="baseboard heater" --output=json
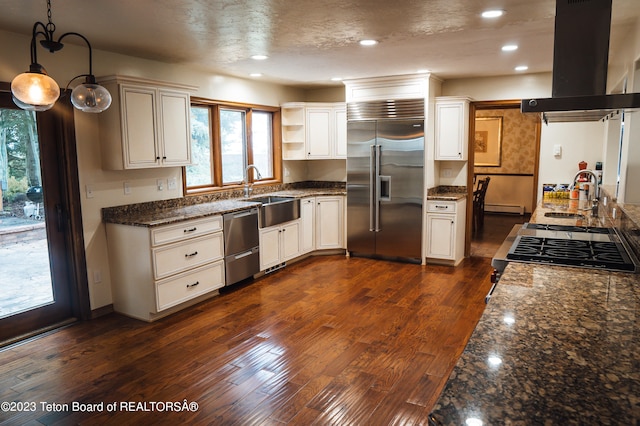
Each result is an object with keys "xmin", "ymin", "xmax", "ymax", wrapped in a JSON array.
[{"xmin": 485, "ymin": 203, "xmax": 525, "ymax": 215}]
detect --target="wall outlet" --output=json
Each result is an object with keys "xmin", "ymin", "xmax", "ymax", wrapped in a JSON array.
[
  {"xmin": 442, "ymin": 168, "xmax": 452, "ymax": 178},
  {"xmin": 157, "ymin": 179, "xmax": 164, "ymax": 191},
  {"xmin": 168, "ymin": 177, "xmax": 177, "ymax": 190},
  {"xmin": 85, "ymin": 185, "xmax": 94, "ymax": 199},
  {"xmin": 93, "ymin": 269, "xmax": 102, "ymax": 284},
  {"xmin": 124, "ymin": 181, "xmax": 131, "ymax": 195}
]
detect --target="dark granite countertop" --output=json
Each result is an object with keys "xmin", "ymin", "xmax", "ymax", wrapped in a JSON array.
[
  {"xmin": 427, "ymin": 186, "xmax": 467, "ymax": 201},
  {"xmin": 430, "ymin": 197, "xmax": 640, "ymax": 425},
  {"xmin": 102, "ymin": 187, "xmax": 346, "ymax": 227}
]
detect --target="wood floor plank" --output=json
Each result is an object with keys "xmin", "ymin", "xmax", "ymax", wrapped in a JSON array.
[{"xmin": 0, "ymin": 255, "xmax": 494, "ymax": 425}]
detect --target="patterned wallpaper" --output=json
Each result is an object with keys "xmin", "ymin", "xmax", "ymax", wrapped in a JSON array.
[{"xmin": 474, "ymin": 107, "xmax": 538, "ymax": 175}]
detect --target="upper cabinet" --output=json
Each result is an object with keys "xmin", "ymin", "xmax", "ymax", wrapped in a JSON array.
[
  {"xmin": 98, "ymin": 76, "xmax": 196, "ymax": 170},
  {"xmin": 281, "ymin": 102, "xmax": 346, "ymax": 160},
  {"xmin": 435, "ymin": 97, "xmax": 471, "ymax": 161}
]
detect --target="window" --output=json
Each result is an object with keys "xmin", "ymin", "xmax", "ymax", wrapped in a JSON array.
[{"xmin": 185, "ymin": 99, "xmax": 281, "ymax": 193}]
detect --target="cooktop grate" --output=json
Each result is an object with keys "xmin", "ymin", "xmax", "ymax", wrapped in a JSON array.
[
  {"xmin": 521, "ymin": 223, "xmax": 614, "ymax": 234},
  {"xmin": 507, "ymin": 235, "xmax": 636, "ymax": 272}
]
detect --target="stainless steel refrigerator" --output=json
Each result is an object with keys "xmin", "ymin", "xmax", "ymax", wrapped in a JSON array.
[{"xmin": 346, "ymin": 98, "xmax": 424, "ymax": 261}]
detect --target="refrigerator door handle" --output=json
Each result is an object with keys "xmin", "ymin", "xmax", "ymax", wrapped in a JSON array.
[
  {"xmin": 379, "ymin": 175, "xmax": 391, "ymax": 201},
  {"xmin": 369, "ymin": 144, "xmax": 376, "ymax": 232},
  {"xmin": 374, "ymin": 145, "xmax": 382, "ymax": 232}
]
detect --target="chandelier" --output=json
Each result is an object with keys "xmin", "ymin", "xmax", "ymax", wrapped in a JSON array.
[{"xmin": 10, "ymin": 0, "xmax": 112, "ymax": 113}]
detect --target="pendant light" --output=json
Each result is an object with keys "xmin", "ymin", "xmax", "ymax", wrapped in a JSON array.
[{"xmin": 10, "ymin": 0, "xmax": 111, "ymax": 113}]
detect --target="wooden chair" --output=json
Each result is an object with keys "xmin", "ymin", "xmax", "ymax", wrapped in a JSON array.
[{"xmin": 473, "ymin": 177, "xmax": 490, "ymax": 233}]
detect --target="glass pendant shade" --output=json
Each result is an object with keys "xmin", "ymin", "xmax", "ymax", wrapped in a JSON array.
[
  {"xmin": 71, "ymin": 82, "xmax": 112, "ymax": 113},
  {"xmin": 11, "ymin": 70, "xmax": 60, "ymax": 111}
]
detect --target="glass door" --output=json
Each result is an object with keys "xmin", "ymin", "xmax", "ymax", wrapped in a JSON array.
[{"xmin": 0, "ymin": 87, "xmax": 82, "ymax": 344}]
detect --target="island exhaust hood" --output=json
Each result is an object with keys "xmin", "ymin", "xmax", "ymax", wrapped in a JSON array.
[{"xmin": 521, "ymin": 0, "xmax": 640, "ymax": 123}]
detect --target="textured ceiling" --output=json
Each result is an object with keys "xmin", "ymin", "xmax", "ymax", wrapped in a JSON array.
[{"xmin": 0, "ymin": 0, "xmax": 639, "ymax": 88}]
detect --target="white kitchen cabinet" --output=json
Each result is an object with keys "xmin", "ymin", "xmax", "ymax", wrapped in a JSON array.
[
  {"xmin": 315, "ymin": 196, "xmax": 344, "ymax": 250},
  {"xmin": 426, "ymin": 199, "xmax": 466, "ymax": 265},
  {"xmin": 281, "ymin": 102, "xmax": 346, "ymax": 160},
  {"xmin": 99, "ymin": 76, "xmax": 194, "ymax": 170},
  {"xmin": 281, "ymin": 103, "xmax": 306, "ymax": 160},
  {"xmin": 259, "ymin": 220, "xmax": 301, "ymax": 270},
  {"xmin": 300, "ymin": 197, "xmax": 316, "ymax": 254},
  {"xmin": 435, "ymin": 97, "xmax": 470, "ymax": 161},
  {"xmin": 106, "ymin": 215, "xmax": 225, "ymax": 321}
]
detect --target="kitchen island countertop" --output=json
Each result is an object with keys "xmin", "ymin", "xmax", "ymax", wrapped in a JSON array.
[{"xmin": 430, "ymin": 199, "xmax": 640, "ymax": 425}]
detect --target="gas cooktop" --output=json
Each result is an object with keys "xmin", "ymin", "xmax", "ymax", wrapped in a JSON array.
[
  {"xmin": 506, "ymin": 223, "xmax": 637, "ymax": 272},
  {"xmin": 521, "ymin": 223, "xmax": 613, "ymax": 234}
]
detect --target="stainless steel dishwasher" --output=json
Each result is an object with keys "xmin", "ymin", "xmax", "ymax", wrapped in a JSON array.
[{"xmin": 223, "ymin": 208, "xmax": 260, "ymax": 286}]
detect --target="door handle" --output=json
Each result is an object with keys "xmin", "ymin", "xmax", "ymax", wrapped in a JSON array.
[
  {"xmin": 56, "ymin": 204, "xmax": 64, "ymax": 232},
  {"xmin": 234, "ymin": 250, "xmax": 254, "ymax": 260}
]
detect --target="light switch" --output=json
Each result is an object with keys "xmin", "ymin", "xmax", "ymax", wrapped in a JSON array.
[
  {"xmin": 124, "ymin": 181, "xmax": 131, "ymax": 195},
  {"xmin": 85, "ymin": 185, "xmax": 94, "ymax": 199},
  {"xmin": 157, "ymin": 179, "xmax": 164, "ymax": 191},
  {"xmin": 553, "ymin": 144, "xmax": 562, "ymax": 157}
]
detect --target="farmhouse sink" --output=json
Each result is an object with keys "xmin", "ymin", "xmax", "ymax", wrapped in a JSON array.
[
  {"xmin": 243, "ymin": 196, "xmax": 300, "ymax": 228},
  {"xmin": 544, "ymin": 212, "xmax": 585, "ymax": 219}
]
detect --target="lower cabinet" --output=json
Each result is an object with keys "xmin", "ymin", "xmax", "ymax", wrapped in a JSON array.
[
  {"xmin": 300, "ymin": 197, "xmax": 316, "ymax": 254},
  {"xmin": 259, "ymin": 220, "xmax": 301, "ymax": 270},
  {"xmin": 106, "ymin": 215, "xmax": 225, "ymax": 321},
  {"xmin": 315, "ymin": 196, "xmax": 344, "ymax": 249},
  {"xmin": 426, "ymin": 199, "xmax": 466, "ymax": 265}
]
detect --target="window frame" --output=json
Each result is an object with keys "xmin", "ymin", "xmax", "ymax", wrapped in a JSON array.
[{"xmin": 184, "ymin": 97, "xmax": 282, "ymax": 195}]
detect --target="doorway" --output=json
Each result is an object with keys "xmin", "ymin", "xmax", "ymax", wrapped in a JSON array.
[
  {"xmin": 466, "ymin": 100, "xmax": 541, "ymax": 258},
  {"xmin": 0, "ymin": 83, "xmax": 90, "ymax": 345}
]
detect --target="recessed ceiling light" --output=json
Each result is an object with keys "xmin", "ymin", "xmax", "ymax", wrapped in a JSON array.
[
  {"xmin": 250, "ymin": 73, "xmax": 263, "ymax": 77},
  {"xmin": 251, "ymin": 55, "xmax": 268, "ymax": 60},
  {"xmin": 359, "ymin": 39, "xmax": 378, "ymax": 46},
  {"xmin": 514, "ymin": 65, "xmax": 528, "ymax": 72},
  {"xmin": 502, "ymin": 44, "xmax": 518, "ymax": 52},
  {"xmin": 482, "ymin": 9, "xmax": 504, "ymax": 18},
  {"xmin": 330, "ymin": 77, "xmax": 343, "ymax": 82},
  {"xmin": 416, "ymin": 69, "xmax": 430, "ymax": 74}
]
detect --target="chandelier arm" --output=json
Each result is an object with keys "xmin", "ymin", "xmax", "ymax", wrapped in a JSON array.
[
  {"xmin": 57, "ymin": 32, "xmax": 93, "ymax": 77},
  {"xmin": 64, "ymin": 74, "xmax": 91, "ymax": 93},
  {"xmin": 29, "ymin": 21, "xmax": 50, "ymax": 65}
]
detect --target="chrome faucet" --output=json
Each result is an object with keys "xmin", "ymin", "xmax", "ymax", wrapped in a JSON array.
[
  {"xmin": 570, "ymin": 169, "xmax": 599, "ymax": 216},
  {"xmin": 243, "ymin": 165, "xmax": 262, "ymax": 197}
]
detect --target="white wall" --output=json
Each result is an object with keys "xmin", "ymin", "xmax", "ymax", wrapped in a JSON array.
[{"xmin": 537, "ymin": 122, "xmax": 606, "ymax": 200}]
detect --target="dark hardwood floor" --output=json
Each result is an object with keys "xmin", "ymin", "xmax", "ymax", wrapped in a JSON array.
[
  {"xmin": 471, "ymin": 212, "xmax": 530, "ymax": 258},
  {"xmin": 0, "ymin": 255, "xmax": 494, "ymax": 426}
]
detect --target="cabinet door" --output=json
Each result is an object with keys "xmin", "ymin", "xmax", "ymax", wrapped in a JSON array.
[
  {"xmin": 300, "ymin": 197, "xmax": 316, "ymax": 254},
  {"xmin": 306, "ymin": 108, "xmax": 331, "ymax": 158},
  {"xmin": 159, "ymin": 90, "xmax": 192, "ymax": 166},
  {"xmin": 259, "ymin": 227, "xmax": 281, "ymax": 269},
  {"xmin": 281, "ymin": 221, "xmax": 301, "ymax": 261},
  {"xmin": 121, "ymin": 85, "xmax": 159, "ymax": 168},
  {"xmin": 435, "ymin": 101, "xmax": 467, "ymax": 161},
  {"xmin": 316, "ymin": 196, "xmax": 344, "ymax": 249},
  {"xmin": 334, "ymin": 107, "xmax": 347, "ymax": 158},
  {"xmin": 427, "ymin": 214, "xmax": 455, "ymax": 259}
]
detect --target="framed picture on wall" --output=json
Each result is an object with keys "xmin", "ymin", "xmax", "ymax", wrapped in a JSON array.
[{"xmin": 474, "ymin": 116, "xmax": 503, "ymax": 167}]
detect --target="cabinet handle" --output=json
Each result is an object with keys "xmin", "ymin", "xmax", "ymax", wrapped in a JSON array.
[
  {"xmin": 183, "ymin": 227, "xmax": 197, "ymax": 233},
  {"xmin": 186, "ymin": 281, "xmax": 199, "ymax": 288},
  {"xmin": 435, "ymin": 205, "xmax": 448, "ymax": 209},
  {"xmin": 185, "ymin": 251, "xmax": 198, "ymax": 258},
  {"xmin": 156, "ymin": 156, "xmax": 160, "ymax": 160},
  {"xmin": 163, "ymin": 156, "xmax": 167, "ymax": 160}
]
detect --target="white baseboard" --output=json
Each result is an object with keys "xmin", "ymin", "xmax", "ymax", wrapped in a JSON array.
[{"xmin": 485, "ymin": 203, "xmax": 525, "ymax": 215}]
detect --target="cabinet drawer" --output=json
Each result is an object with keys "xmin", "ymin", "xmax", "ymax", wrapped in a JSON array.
[
  {"xmin": 151, "ymin": 216, "xmax": 223, "ymax": 246},
  {"xmin": 155, "ymin": 260, "xmax": 224, "ymax": 311},
  {"xmin": 427, "ymin": 201, "xmax": 456, "ymax": 213},
  {"xmin": 152, "ymin": 232, "xmax": 224, "ymax": 279}
]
